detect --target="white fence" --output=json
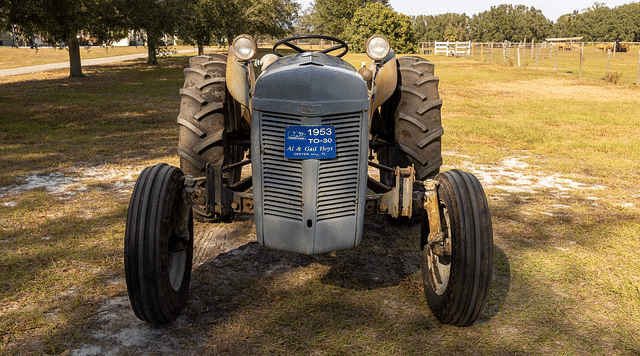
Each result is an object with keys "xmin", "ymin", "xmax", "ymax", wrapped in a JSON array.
[{"xmin": 434, "ymin": 41, "xmax": 471, "ymax": 56}]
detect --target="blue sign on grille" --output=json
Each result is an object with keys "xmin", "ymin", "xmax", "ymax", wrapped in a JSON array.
[{"xmin": 284, "ymin": 125, "xmax": 336, "ymax": 159}]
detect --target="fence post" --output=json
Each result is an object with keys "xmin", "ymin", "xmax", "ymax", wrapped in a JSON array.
[
  {"xmin": 637, "ymin": 49, "xmax": 640, "ymax": 86},
  {"xmin": 536, "ymin": 46, "xmax": 539, "ymax": 68},
  {"xmin": 503, "ymin": 43, "xmax": 506, "ymax": 64},
  {"xmin": 490, "ymin": 42, "xmax": 494, "ymax": 63},
  {"xmin": 613, "ymin": 42, "xmax": 616, "ymax": 59},
  {"xmin": 531, "ymin": 39, "xmax": 535, "ymax": 59},
  {"xmin": 517, "ymin": 47, "xmax": 521, "ymax": 67},
  {"xmin": 607, "ymin": 50, "xmax": 611, "ymax": 73},
  {"xmin": 579, "ymin": 43, "xmax": 584, "ymax": 77},
  {"xmin": 555, "ymin": 47, "xmax": 558, "ymax": 72}
]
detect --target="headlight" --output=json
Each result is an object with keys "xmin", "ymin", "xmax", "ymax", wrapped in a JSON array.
[
  {"xmin": 260, "ymin": 53, "xmax": 278, "ymax": 70},
  {"xmin": 366, "ymin": 35, "xmax": 390, "ymax": 61},
  {"xmin": 232, "ymin": 34, "xmax": 257, "ymax": 61}
]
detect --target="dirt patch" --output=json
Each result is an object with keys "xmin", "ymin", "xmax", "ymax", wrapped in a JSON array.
[
  {"xmin": 70, "ymin": 216, "xmax": 418, "ymax": 356},
  {"xmin": 446, "ymin": 153, "xmax": 607, "ymax": 195},
  {"xmin": 0, "ymin": 164, "xmax": 142, "ymax": 200}
]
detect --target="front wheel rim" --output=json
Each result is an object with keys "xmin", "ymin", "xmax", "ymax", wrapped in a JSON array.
[
  {"xmin": 426, "ymin": 205, "xmax": 451, "ymax": 296},
  {"xmin": 169, "ymin": 250, "xmax": 187, "ymax": 292}
]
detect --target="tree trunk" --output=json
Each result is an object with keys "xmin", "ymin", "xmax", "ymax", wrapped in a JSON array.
[
  {"xmin": 146, "ymin": 30, "xmax": 158, "ymax": 65},
  {"xmin": 147, "ymin": 42, "xmax": 157, "ymax": 64},
  {"xmin": 68, "ymin": 37, "xmax": 85, "ymax": 77},
  {"xmin": 198, "ymin": 42, "xmax": 204, "ymax": 55}
]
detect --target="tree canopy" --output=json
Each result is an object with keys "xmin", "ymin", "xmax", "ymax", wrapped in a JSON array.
[
  {"xmin": 412, "ymin": 3, "xmax": 640, "ymax": 43},
  {"xmin": 314, "ymin": 0, "xmax": 388, "ymax": 38},
  {"xmin": 554, "ymin": 2, "xmax": 640, "ymax": 42},
  {"xmin": 413, "ymin": 13, "xmax": 470, "ymax": 42},
  {"xmin": 469, "ymin": 4, "xmax": 552, "ymax": 42},
  {"xmin": 122, "ymin": 0, "xmax": 182, "ymax": 64},
  {"xmin": 177, "ymin": 0, "xmax": 299, "ymax": 55},
  {"xmin": 0, "ymin": 0, "xmax": 127, "ymax": 77},
  {"xmin": 345, "ymin": 2, "xmax": 416, "ymax": 54}
]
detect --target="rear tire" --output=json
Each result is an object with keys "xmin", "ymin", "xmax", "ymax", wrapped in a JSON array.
[
  {"xmin": 125, "ymin": 163, "xmax": 193, "ymax": 325},
  {"xmin": 421, "ymin": 169, "xmax": 493, "ymax": 326},
  {"xmin": 177, "ymin": 54, "xmax": 243, "ymax": 221},
  {"xmin": 378, "ymin": 56, "xmax": 443, "ymax": 186},
  {"xmin": 178, "ymin": 54, "xmax": 228, "ymax": 176}
]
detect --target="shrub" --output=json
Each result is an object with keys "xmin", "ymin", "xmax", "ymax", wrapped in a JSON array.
[{"xmin": 603, "ymin": 71, "xmax": 623, "ymax": 83}]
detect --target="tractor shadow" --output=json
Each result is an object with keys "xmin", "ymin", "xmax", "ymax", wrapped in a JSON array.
[{"xmin": 186, "ymin": 215, "xmax": 510, "ymax": 325}]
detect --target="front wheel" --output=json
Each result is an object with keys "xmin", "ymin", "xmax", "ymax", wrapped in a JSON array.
[
  {"xmin": 124, "ymin": 163, "xmax": 193, "ymax": 325},
  {"xmin": 421, "ymin": 169, "xmax": 493, "ymax": 326}
]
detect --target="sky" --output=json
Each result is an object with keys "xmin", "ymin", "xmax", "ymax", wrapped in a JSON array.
[{"xmin": 295, "ymin": 0, "xmax": 638, "ymax": 21}]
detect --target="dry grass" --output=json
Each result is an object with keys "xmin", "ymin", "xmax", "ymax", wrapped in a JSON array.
[
  {"xmin": 465, "ymin": 43, "xmax": 640, "ymax": 85},
  {"xmin": 1, "ymin": 50, "xmax": 639, "ymax": 355},
  {"xmin": 0, "ymin": 56, "xmax": 184, "ymax": 354},
  {"xmin": 0, "ymin": 45, "xmax": 202, "ymax": 70}
]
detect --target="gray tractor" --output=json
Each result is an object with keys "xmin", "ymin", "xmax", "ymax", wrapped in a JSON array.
[{"xmin": 124, "ymin": 34, "xmax": 493, "ymax": 326}]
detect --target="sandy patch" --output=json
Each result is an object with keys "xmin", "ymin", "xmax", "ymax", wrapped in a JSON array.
[
  {"xmin": 0, "ymin": 165, "xmax": 141, "ymax": 199},
  {"xmin": 443, "ymin": 153, "xmax": 606, "ymax": 195}
]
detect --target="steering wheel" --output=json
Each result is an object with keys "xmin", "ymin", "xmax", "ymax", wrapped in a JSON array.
[{"xmin": 273, "ymin": 35, "xmax": 349, "ymax": 58}]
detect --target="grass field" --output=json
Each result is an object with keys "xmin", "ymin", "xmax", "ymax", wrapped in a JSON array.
[
  {"xmin": 0, "ymin": 45, "xmax": 203, "ymax": 70},
  {"xmin": 0, "ymin": 50, "xmax": 639, "ymax": 355}
]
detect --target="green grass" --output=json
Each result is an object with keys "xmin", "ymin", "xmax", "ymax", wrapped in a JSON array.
[{"xmin": 1, "ymin": 49, "xmax": 640, "ymax": 354}]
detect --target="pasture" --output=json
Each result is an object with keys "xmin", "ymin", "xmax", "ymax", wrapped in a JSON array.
[
  {"xmin": 0, "ymin": 45, "xmax": 199, "ymax": 70},
  {"xmin": 467, "ymin": 42, "xmax": 640, "ymax": 85},
  {"xmin": 0, "ymin": 50, "xmax": 639, "ymax": 355}
]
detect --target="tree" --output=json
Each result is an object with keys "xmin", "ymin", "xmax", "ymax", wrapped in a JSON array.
[
  {"xmin": 91, "ymin": 0, "xmax": 129, "ymax": 48},
  {"xmin": 0, "ymin": 0, "xmax": 127, "ymax": 77},
  {"xmin": 176, "ymin": 0, "xmax": 299, "ymax": 55},
  {"xmin": 554, "ymin": 11, "xmax": 582, "ymax": 39},
  {"xmin": 176, "ymin": 0, "xmax": 229, "ymax": 55},
  {"xmin": 345, "ymin": 2, "xmax": 416, "ymax": 54},
  {"xmin": 413, "ymin": 14, "xmax": 470, "ymax": 42},
  {"xmin": 613, "ymin": 2, "xmax": 640, "ymax": 41},
  {"xmin": 241, "ymin": 0, "xmax": 299, "ymax": 38},
  {"xmin": 577, "ymin": 3, "xmax": 615, "ymax": 41},
  {"xmin": 551, "ymin": 2, "xmax": 637, "ymax": 42},
  {"xmin": 295, "ymin": 5, "xmax": 320, "ymax": 34},
  {"xmin": 123, "ymin": 0, "xmax": 181, "ymax": 64},
  {"xmin": 469, "ymin": 4, "xmax": 552, "ymax": 42},
  {"xmin": 314, "ymin": 0, "xmax": 388, "ymax": 37}
]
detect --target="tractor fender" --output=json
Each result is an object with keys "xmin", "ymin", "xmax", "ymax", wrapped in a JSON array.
[
  {"xmin": 226, "ymin": 51, "xmax": 252, "ymax": 112},
  {"xmin": 369, "ymin": 51, "xmax": 397, "ymax": 117}
]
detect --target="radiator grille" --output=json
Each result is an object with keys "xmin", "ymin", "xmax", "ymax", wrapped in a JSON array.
[
  {"xmin": 317, "ymin": 114, "xmax": 362, "ymax": 221},
  {"xmin": 261, "ymin": 114, "xmax": 304, "ymax": 221},
  {"xmin": 259, "ymin": 112, "xmax": 363, "ymax": 223}
]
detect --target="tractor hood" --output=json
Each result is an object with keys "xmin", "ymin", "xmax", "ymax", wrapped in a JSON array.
[{"xmin": 252, "ymin": 52, "xmax": 369, "ymax": 115}]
